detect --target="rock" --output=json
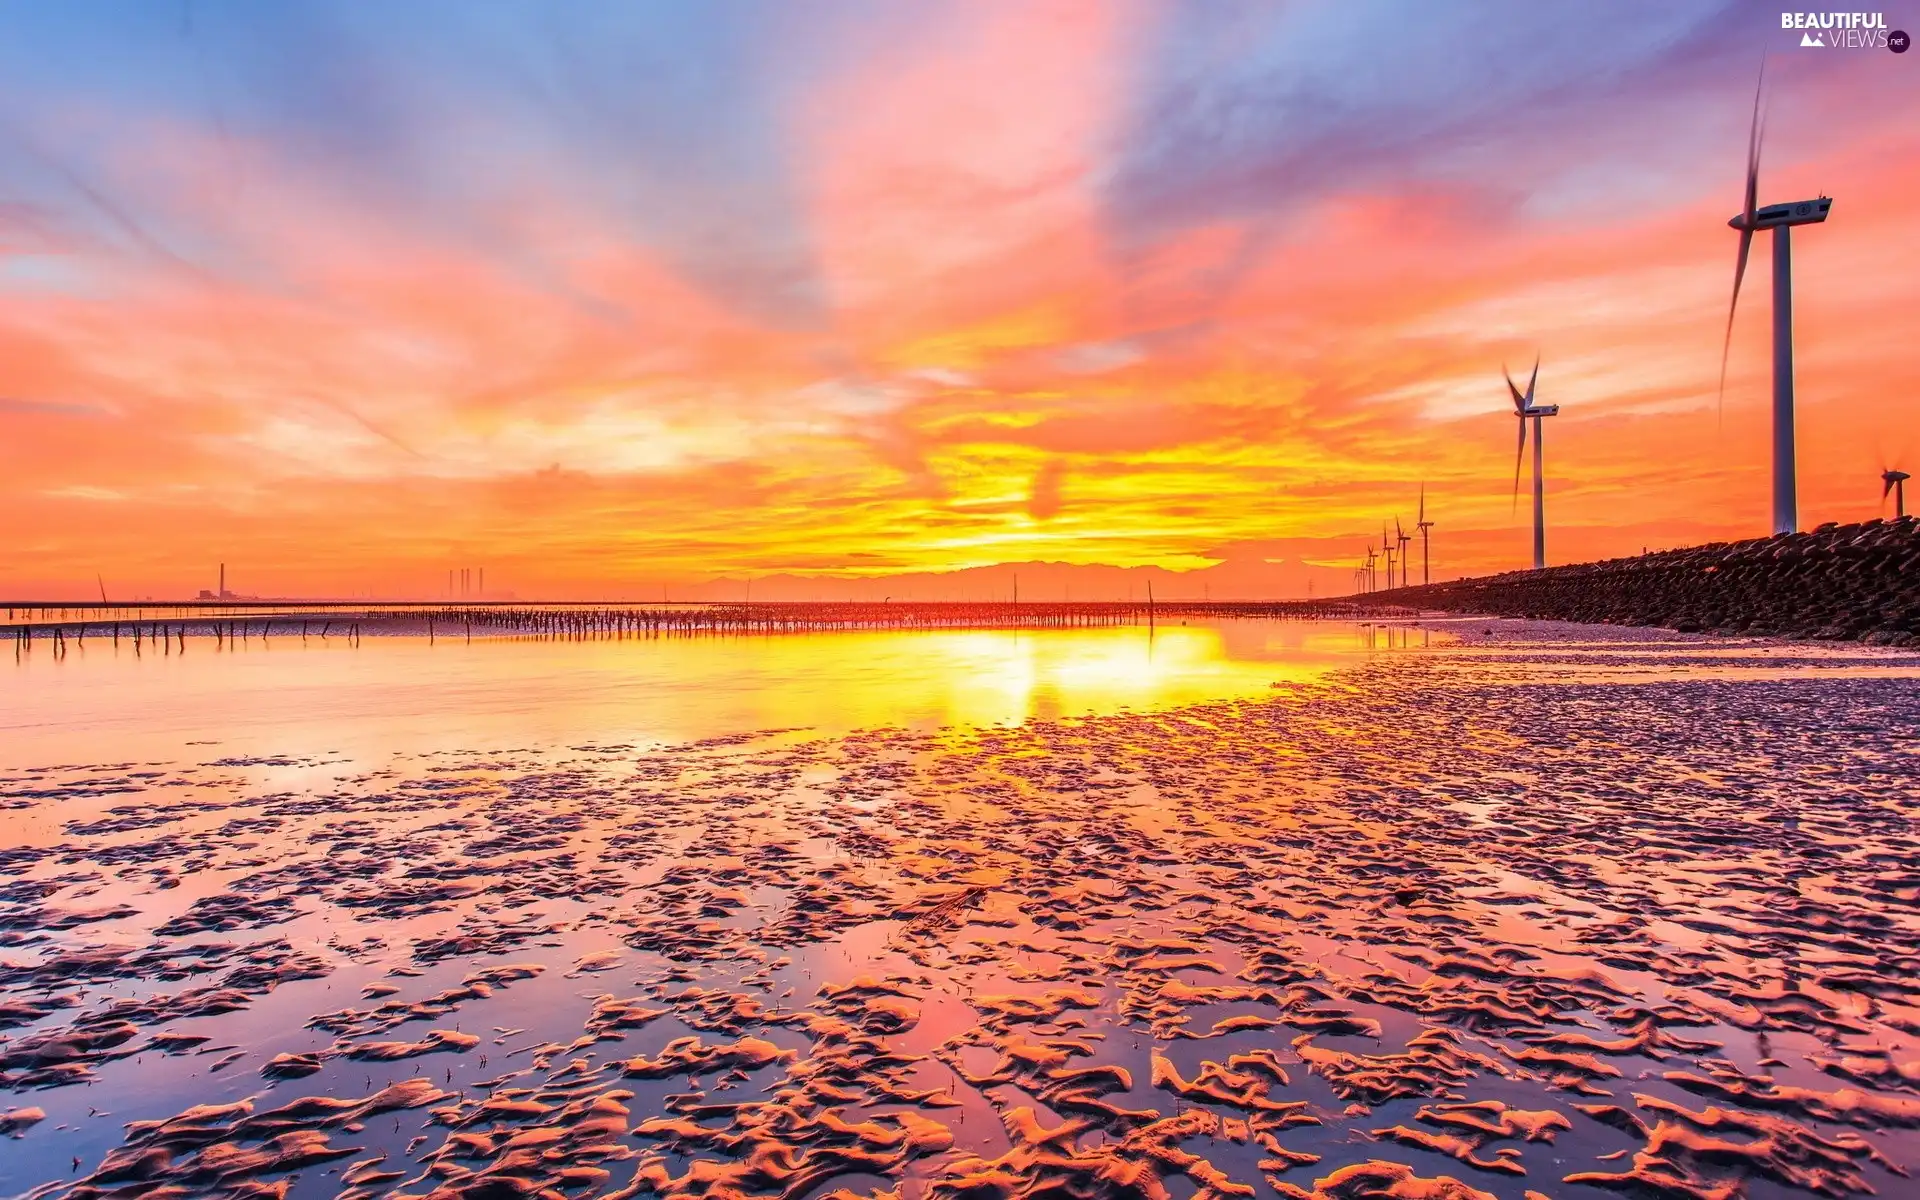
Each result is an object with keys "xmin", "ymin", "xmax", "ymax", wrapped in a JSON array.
[{"xmin": 1357, "ymin": 516, "xmax": 1919, "ymax": 646}]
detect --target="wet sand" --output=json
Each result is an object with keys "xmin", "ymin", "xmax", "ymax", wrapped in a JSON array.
[{"xmin": 2, "ymin": 619, "xmax": 1917, "ymax": 1200}]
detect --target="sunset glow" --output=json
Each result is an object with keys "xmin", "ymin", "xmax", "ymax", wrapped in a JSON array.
[{"xmin": 3, "ymin": 2, "xmax": 1917, "ymax": 599}]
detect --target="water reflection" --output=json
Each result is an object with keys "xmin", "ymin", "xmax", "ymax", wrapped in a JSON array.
[{"xmin": 1, "ymin": 619, "xmax": 1415, "ymax": 766}]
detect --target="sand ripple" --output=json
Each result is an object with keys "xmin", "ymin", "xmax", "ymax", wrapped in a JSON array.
[{"xmin": 1, "ymin": 622, "xmax": 1915, "ymax": 1199}]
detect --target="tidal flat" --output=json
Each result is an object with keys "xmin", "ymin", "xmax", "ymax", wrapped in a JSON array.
[{"xmin": 2, "ymin": 619, "xmax": 1918, "ymax": 1200}]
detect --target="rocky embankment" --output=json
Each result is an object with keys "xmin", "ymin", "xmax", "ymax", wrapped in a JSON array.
[{"xmin": 1366, "ymin": 516, "xmax": 1920, "ymax": 645}]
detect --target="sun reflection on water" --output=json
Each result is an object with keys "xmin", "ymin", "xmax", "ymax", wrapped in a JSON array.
[{"xmin": 1, "ymin": 619, "xmax": 1402, "ymax": 766}]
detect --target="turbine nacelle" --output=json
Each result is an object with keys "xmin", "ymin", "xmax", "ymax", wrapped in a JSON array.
[
  {"xmin": 1521, "ymin": 404, "xmax": 1560, "ymax": 418},
  {"xmin": 1728, "ymin": 197, "xmax": 1832, "ymax": 231}
]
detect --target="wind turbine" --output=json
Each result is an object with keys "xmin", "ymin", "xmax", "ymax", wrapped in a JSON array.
[
  {"xmin": 1507, "ymin": 359, "xmax": 1559, "ymax": 570},
  {"xmin": 1884, "ymin": 469, "xmax": 1910, "ymax": 518},
  {"xmin": 1381, "ymin": 524, "xmax": 1398, "ymax": 591},
  {"xmin": 1719, "ymin": 64, "xmax": 1832, "ymax": 536},
  {"xmin": 1416, "ymin": 485, "xmax": 1435, "ymax": 585},
  {"xmin": 1395, "ymin": 518, "xmax": 1412, "ymax": 589},
  {"xmin": 1365, "ymin": 544, "xmax": 1378, "ymax": 593}
]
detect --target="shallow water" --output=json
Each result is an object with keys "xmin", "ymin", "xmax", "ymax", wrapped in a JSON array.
[
  {"xmin": 2, "ymin": 619, "xmax": 1917, "ymax": 1200},
  {"xmin": 1, "ymin": 619, "xmax": 1395, "ymax": 768}
]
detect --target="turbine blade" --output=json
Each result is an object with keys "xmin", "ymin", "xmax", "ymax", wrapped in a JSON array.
[
  {"xmin": 1505, "ymin": 366, "xmax": 1527, "ymax": 414},
  {"xmin": 1745, "ymin": 60, "xmax": 1765, "ymax": 224},
  {"xmin": 1718, "ymin": 226, "xmax": 1753, "ymax": 427},
  {"xmin": 1417, "ymin": 483, "xmax": 1425, "ymax": 524},
  {"xmin": 1512, "ymin": 417, "xmax": 1527, "ymax": 512},
  {"xmin": 1721, "ymin": 63, "xmax": 1765, "ymax": 431},
  {"xmin": 1885, "ymin": 475, "xmax": 1897, "ymax": 500},
  {"xmin": 1525, "ymin": 357, "xmax": 1539, "ymax": 408}
]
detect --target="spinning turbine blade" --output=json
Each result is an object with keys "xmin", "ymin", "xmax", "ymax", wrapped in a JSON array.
[
  {"xmin": 1718, "ymin": 64, "xmax": 1765, "ymax": 425},
  {"xmin": 1719, "ymin": 225, "xmax": 1755, "ymax": 422},
  {"xmin": 1505, "ymin": 366, "xmax": 1528, "ymax": 415},
  {"xmin": 1512, "ymin": 412, "xmax": 1528, "ymax": 512},
  {"xmin": 1525, "ymin": 357, "xmax": 1539, "ymax": 408},
  {"xmin": 1744, "ymin": 64, "xmax": 1763, "ymax": 225}
]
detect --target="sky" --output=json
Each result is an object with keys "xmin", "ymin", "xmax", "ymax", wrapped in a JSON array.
[{"xmin": 2, "ymin": 1, "xmax": 1917, "ymax": 601}]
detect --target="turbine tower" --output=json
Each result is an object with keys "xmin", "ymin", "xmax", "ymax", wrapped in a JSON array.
[
  {"xmin": 1381, "ymin": 524, "xmax": 1396, "ymax": 591},
  {"xmin": 1507, "ymin": 360, "xmax": 1559, "ymax": 571},
  {"xmin": 1395, "ymin": 518, "xmax": 1412, "ymax": 589},
  {"xmin": 1365, "ymin": 544, "xmax": 1378, "ymax": 593},
  {"xmin": 1884, "ymin": 469, "xmax": 1910, "ymax": 518},
  {"xmin": 1719, "ymin": 65, "xmax": 1832, "ymax": 536},
  {"xmin": 1416, "ymin": 485, "xmax": 1435, "ymax": 585}
]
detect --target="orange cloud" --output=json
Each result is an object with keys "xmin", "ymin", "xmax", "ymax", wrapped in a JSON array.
[{"xmin": 2, "ymin": 7, "xmax": 1917, "ymax": 600}]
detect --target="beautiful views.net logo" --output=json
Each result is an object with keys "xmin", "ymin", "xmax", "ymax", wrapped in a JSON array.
[{"xmin": 1781, "ymin": 11, "xmax": 1904, "ymax": 49}]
